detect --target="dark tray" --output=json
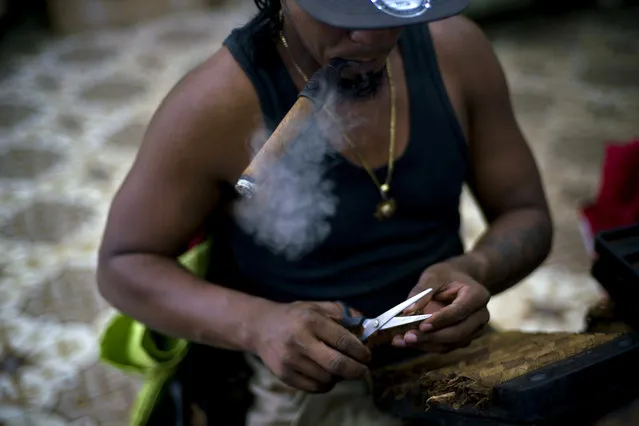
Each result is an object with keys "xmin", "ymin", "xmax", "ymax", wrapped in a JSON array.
[
  {"xmin": 592, "ymin": 223, "xmax": 639, "ymax": 329},
  {"xmin": 376, "ymin": 332, "xmax": 639, "ymax": 426}
]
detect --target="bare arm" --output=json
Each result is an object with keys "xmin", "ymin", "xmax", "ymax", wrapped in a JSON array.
[
  {"xmin": 97, "ymin": 49, "xmax": 275, "ymax": 351},
  {"xmin": 435, "ymin": 18, "xmax": 553, "ymax": 295}
]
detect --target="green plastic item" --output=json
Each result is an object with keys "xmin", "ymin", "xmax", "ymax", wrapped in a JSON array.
[{"xmin": 99, "ymin": 239, "xmax": 212, "ymax": 426}]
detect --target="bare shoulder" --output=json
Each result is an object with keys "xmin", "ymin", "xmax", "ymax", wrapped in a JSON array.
[
  {"xmin": 429, "ymin": 16, "xmax": 507, "ymax": 101},
  {"xmin": 429, "ymin": 15, "xmax": 497, "ymax": 66},
  {"xmin": 138, "ymin": 46, "xmax": 263, "ymax": 182},
  {"xmin": 429, "ymin": 15, "xmax": 489, "ymax": 46},
  {"xmin": 100, "ymin": 47, "xmax": 263, "ymax": 258}
]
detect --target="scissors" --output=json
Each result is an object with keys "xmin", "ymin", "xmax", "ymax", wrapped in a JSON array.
[{"xmin": 336, "ymin": 288, "xmax": 434, "ymax": 342}]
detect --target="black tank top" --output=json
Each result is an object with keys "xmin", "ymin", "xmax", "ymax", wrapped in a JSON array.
[{"xmin": 221, "ymin": 18, "xmax": 468, "ymax": 318}]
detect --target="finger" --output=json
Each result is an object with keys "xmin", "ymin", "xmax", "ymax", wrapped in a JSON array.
[
  {"xmin": 404, "ymin": 274, "xmax": 437, "ymax": 313},
  {"xmin": 403, "ymin": 321, "xmax": 488, "ymax": 353},
  {"xmin": 417, "ymin": 309, "xmax": 489, "ymax": 346},
  {"xmin": 431, "ymin": 286, "xmax": 459, "ymax": 303},
  {"xmin": 398, "ymin": 302, "xmax": 454, "ymax": 343},
  {"xmin": 470, "ymin": 324, "xmax": 489, "ymax": 340},
  {"xmin": 292, "ymin": 356, "xmax": 337, "ymax": 387},
  {"xmin": 312, "ymin": 319, "xmax": 372, "ymax": 364},
  {"xmin": 423, "ymin": 285, "xmax": 487, "ymax": 331},
  {"xmin": 403, "ymin": 319, "xmax": 489, "ymax": 353},
  {"xmin": 392, "ymin": 334, "xmax": 407, "ymax": 347},
  {"xmin": 366, "ymin": 325, "xmax": 411, "ymax": 348},
  {"xmin": 414, "ymin": 343, "xmax": 451, "ymax": 353},
  {"xmin": 311, "ymin": 302, "xmax": 364, "ymax": 322},
  {"xmin": 391, "ymin": 326, "xmax": 421, "ymax": 347},
  {"xmin": 312, "ymin": 302, "xmax": 348, "ymax": 319},
  {"xmin": 306, "ymin": 341, "xmax": 369, "ymax": 380},
  {"xmin": 281, "ymin": 369, "xmax": 334, "ymax": 393},
  {"xmin": 421, "ymin": 300, "xmax": 447, "ymax": 315},
  {"xmin": 391, "ymin": 334, "xmax": 448, "ymax": 353},
  {"xmin": 404, "ymin": 301, "xmax": 445, "ymax": 335},
  {"xmin": 402, "ymin": 329, "xmax": 420, "ymax": 344}
]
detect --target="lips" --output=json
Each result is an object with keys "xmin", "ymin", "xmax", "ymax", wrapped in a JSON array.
[
  {"xmin": 343, "ymin": 59, "xmax": 385, "ymax": 74},
  {"xmin": 344, "ymin": 58, "xmax": 376, "ymax": 63}
]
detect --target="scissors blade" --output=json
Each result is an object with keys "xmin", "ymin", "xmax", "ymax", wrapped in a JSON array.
[
  {"xmin": 379, "ymin": 314, "xmax": 432, "ymax": 330},
  {"xmin": 360, "ymin": 288, "xmax": 434, "ymax": 341}
]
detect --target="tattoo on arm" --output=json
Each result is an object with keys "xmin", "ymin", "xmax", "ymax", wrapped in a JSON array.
[{"xmin": 473, "ymin": 210, "xmax": 553, "ymax": 294}]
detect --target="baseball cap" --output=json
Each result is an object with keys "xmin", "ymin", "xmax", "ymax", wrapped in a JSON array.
[{"xmin": 295, "ymin": 0, "xmax": 471, "ymax": 29}]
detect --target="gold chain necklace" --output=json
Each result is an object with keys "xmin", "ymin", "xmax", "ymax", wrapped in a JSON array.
[{"xmin": 279, "ymin": 31, "xmax": 398, "ymax": 220}]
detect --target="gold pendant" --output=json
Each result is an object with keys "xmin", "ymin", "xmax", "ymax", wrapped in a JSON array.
[{"xmin": 375, "ymin": 199, "xmax": 397, "ymax": 220}]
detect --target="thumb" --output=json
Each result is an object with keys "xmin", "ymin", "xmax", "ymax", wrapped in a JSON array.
[
  {"xmin": 403, "ymin": 291, "xmax": 434, "ymax": 314},
  {"xmin": 404, "ymin": 276, "xmax": 437, "ymax": 314},
  {"xmin": 433, "ymin": 283, "xmax": 461, "ymax": 303}
]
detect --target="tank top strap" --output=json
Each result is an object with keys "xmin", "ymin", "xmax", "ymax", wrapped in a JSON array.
[
  {"xmin": 399, "ymin": 24, "xmax": 468, "ymax": 166},
  {"xmin": 223, "ymin": 22, "xmax": 298, "ymax": 132}
]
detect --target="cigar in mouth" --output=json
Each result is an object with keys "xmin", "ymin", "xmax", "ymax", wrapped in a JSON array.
[
  {"xmin": 235, "ymin": 58, "xmax": 349, "ymax": 199},
  {"xmin": 235, "ymin": 95, "xmax": 316, "ymax": 199}
]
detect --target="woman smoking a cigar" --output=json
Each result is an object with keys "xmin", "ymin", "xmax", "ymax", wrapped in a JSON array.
[{"xmin": 97, "ymin": 0, "xmax": 553, "ymax": 424}]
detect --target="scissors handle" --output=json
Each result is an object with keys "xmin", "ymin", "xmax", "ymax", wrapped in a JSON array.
[{"xmin": 335, "ymin": 301, "xmax": 366, "ymax": 329}]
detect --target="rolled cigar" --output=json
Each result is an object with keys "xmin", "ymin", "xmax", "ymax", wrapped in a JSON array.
[
  {"xmin": 235, "ymin": 58, "xmax": 348, "ymax": 199},
  {"xmin": 235, "ymin": 96, "xmax": 317, "ymax": 199}
]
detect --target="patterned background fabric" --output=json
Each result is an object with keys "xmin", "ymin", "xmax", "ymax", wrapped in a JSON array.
[{"xmin": 0, "ymin": 1, "xmax": 637, "ymax": 424}]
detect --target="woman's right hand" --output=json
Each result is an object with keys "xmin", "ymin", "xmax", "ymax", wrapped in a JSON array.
[{"xmin": 249, "ymin": 301, "xmax": 372, "ymax": 393}]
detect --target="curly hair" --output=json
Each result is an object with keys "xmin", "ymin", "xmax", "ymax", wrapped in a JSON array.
[{"xmin": 253, "ymin": 0, "xmax": 282, "ymax": 37}]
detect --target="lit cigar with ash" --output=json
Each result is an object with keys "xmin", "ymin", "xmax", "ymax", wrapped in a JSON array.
[{"xmin": 235, "ymin": 58, "xmax": 348, "ymax": 199}]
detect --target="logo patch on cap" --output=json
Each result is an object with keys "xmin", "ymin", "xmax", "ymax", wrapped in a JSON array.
[{"xmin": 369, "ymin": 0, "xmax": 432, "ymax": 18}]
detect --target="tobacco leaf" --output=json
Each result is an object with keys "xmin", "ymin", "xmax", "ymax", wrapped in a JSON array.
[{"xmin": 372, "ymin": 330, "xmax": 623, "ymax": 410}]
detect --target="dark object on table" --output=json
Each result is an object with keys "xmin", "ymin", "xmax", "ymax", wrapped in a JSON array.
[
  {"xmin": 592, "ymin": 223, "xmax": 639, "ymax": 330},
  {"xmin": 372, "ymin": 331, "xmax": 639, "ymax": 426}
]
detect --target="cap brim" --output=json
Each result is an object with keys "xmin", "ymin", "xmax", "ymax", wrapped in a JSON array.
[{"xmin": 296, "ymin": 0, "xmax": 471, "ymax": 30}]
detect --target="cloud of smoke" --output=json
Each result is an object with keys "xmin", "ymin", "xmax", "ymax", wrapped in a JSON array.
[{"xmin": 233, "ymin": 85, "xmax": 358, "ymax": 261}]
